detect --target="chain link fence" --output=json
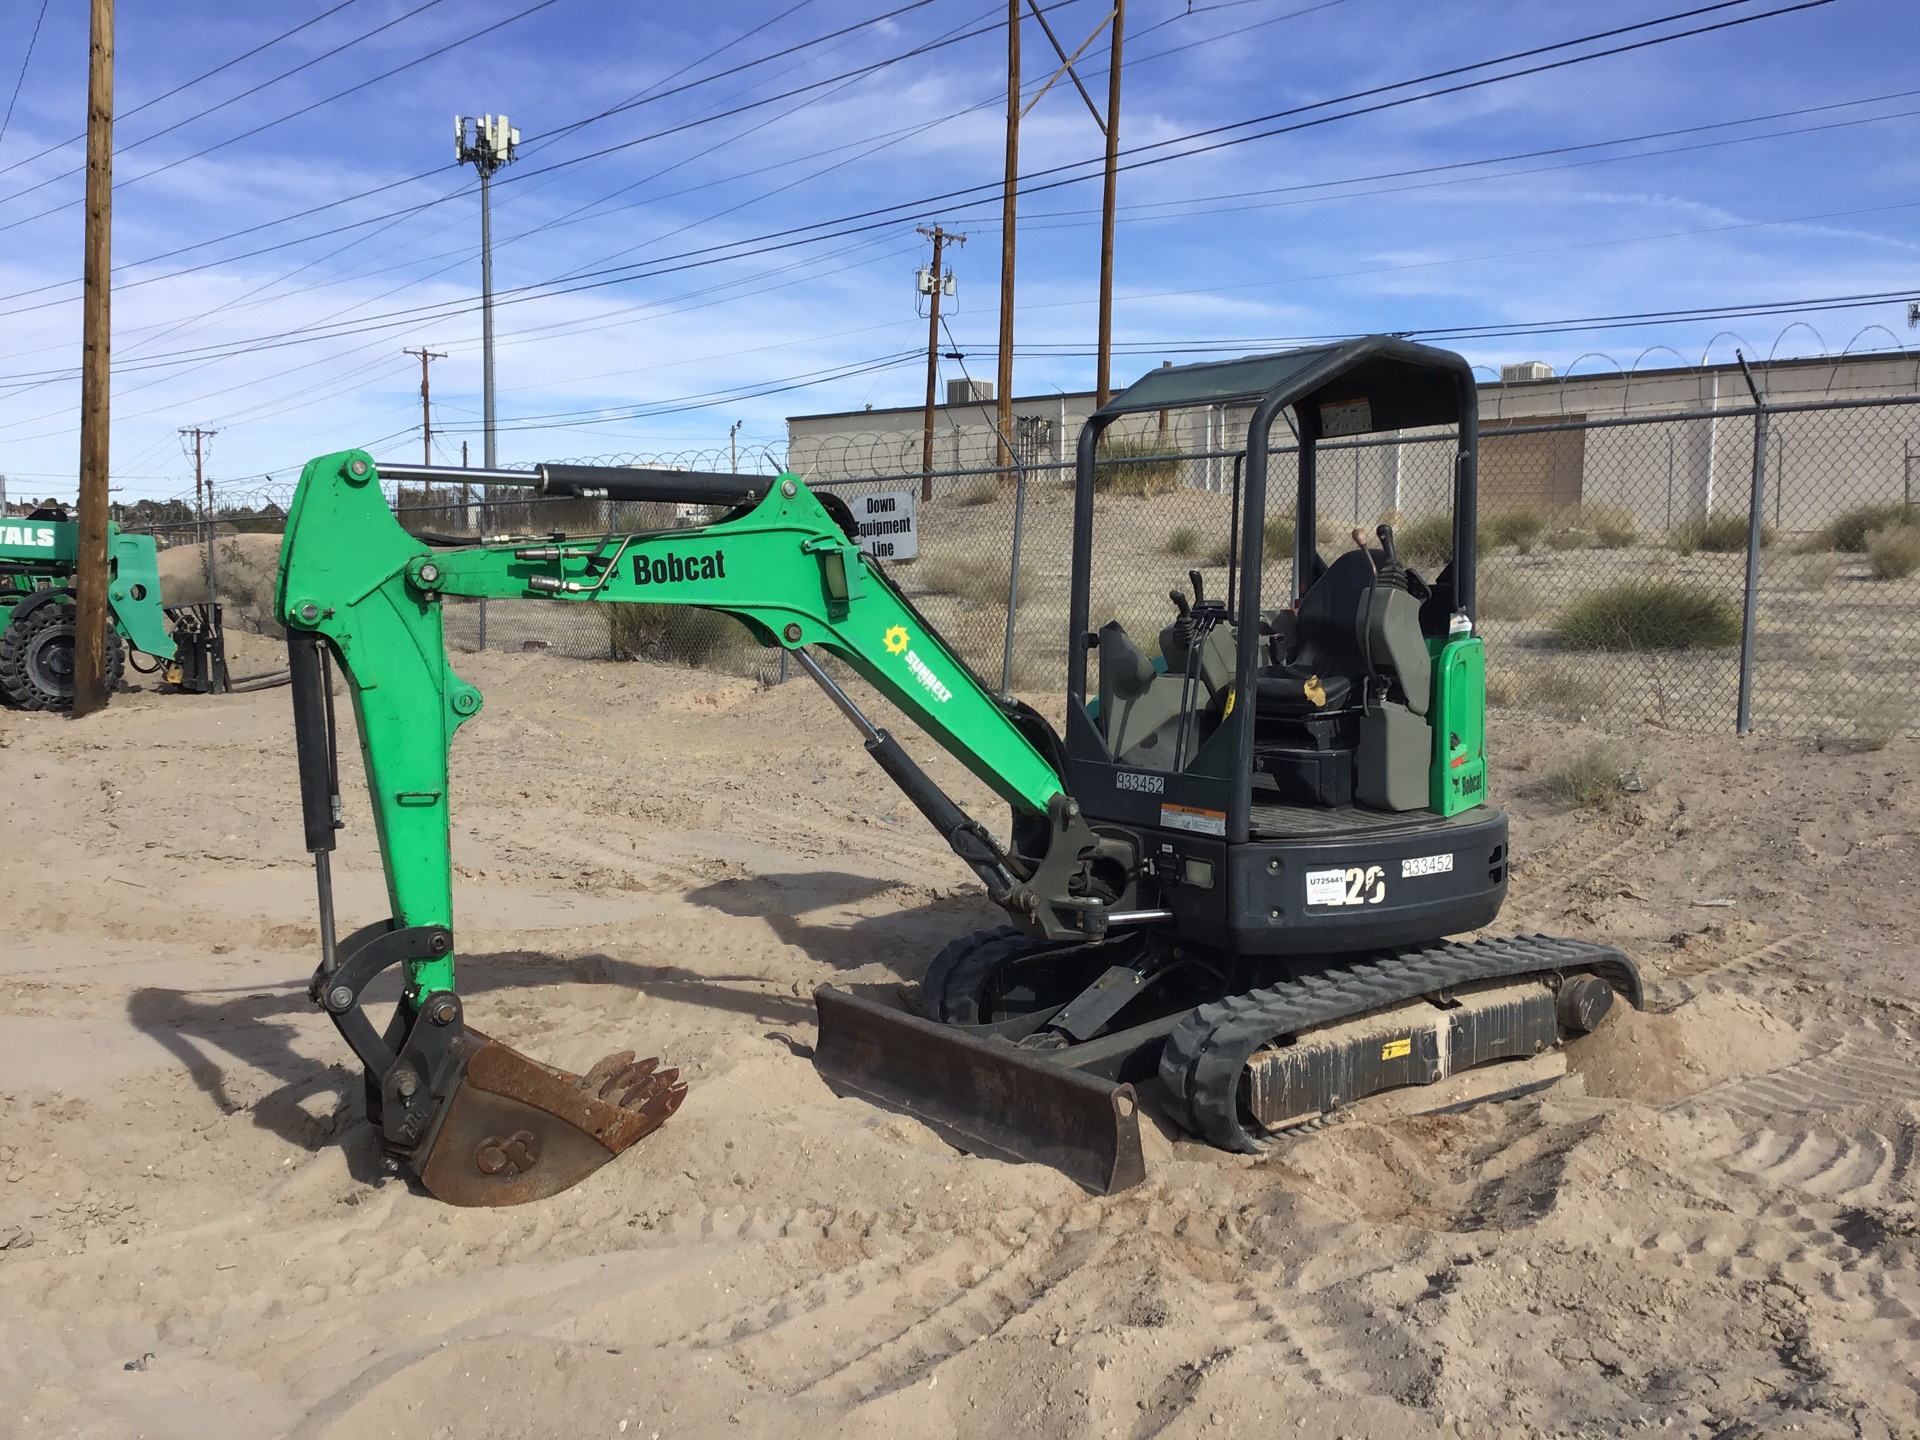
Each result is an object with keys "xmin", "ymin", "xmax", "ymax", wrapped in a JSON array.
[{"xmin": 117, "ymin": 394, "xmax": 1920, "ymax": 741}]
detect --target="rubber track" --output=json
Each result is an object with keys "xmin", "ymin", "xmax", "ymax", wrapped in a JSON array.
[
  {"xmin": 919, "ymin": 926, "xmax": 1024, "ymax": 1021},
  {"xmin": 1158, "ymin": 935, "xmax": 1642, "ymax": 1152}
]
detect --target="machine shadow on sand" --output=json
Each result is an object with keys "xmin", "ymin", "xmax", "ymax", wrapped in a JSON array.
[
  {"xmin": 681, "ymin": 869, "xmax": 1002, "ymax": 973},
  {"xmin": 124, "ymin": 947, "xmax": 829, "ymax": 1159}
]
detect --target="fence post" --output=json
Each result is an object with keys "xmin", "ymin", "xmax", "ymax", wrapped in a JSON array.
[{"xmin": 1735, "ymin": 353, "xmax": 1769, "ymax": 736}]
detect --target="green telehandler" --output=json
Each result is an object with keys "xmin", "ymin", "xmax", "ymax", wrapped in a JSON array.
[
  {"xmin": 0, "ymin": 504, "xmax": 230, "ymax": 709},
  {"xmin": 276, "ymin": 337, "xmax": 1640, "ymax": 1207}
]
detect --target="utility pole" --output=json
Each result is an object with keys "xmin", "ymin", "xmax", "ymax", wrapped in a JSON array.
[
  {"xmin": 1096, "ymin": 0, "xmax": 1125, "ymax": 405},
  {"xmin": 180, "ymin": 426, "xmax": 218, "ymax": 603},
  {"xmin": 996, "ymin": 0, "xmax": 1020, "ymax": 472},
  {"xmin": 918, "ymin": 225, "xmax": 964, "ymax": 501},
  {"xmin": 455, "ymin": 115, "xmax": 519, "ymax": 469},
  {"xmin": 730, "ymin": 419, "xmax": 742, "ymax": 472},
  {"xmin": 404, "ymin": 346, "xmax": 446, "ymax": 466},
  {"xmin": 1019, "ymin": 0, "xmax": 1126, "ymax": 405},
  {"xmin": 71, "ymin": 0, "xmax": 114, "ymax": 718}
]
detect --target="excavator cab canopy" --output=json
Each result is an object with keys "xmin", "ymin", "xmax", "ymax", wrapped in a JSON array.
[{"xmin": 1063, "ymin": 336, "xmax": 1483, "ymax": 850}]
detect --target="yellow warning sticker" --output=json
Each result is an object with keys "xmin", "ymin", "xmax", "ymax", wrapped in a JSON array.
[{"xmin": 1380, "ymin": 1037, "xmax": 1412, "ymax": 1061}]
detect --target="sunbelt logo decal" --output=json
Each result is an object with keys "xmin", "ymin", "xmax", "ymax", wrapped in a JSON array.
[
  {"xmin": 1, "ymin": 524, "xmax": 55, "ymax": 549},
  {"xmin": 883, "ymin": 625, "xmax": 952, "ymax": 704}
]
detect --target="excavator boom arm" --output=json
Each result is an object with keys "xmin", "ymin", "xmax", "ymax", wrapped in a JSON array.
[{"xmin": 275, "ymin": 450, "xmax": 1072, "ymax": 1002}]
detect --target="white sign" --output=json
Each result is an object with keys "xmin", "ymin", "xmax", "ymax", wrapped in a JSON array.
[
  {"xmin": 853, "ymin": 490, "xmax": 918, "ymax": 560},
  {"xmin": 1318, "ymin": 397, "xmax": 1373, "ymax": 438}
]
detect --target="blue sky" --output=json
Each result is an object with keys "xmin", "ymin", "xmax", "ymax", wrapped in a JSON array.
[{"xmin": 0, "ymin": 0, "xmax": 1915, "ymax": 503}]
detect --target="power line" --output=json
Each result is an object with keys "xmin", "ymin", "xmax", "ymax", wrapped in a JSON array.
[
  {"xmin": 0, "ymin": 0, "xmax": 366, "ymax": 178},
  {"xmin": 0, "ymin": 0, "xmax": 1308, "ymax": 319},
  {"xmin": 951, "ymin": 286, "xmax": 1920, "ymax": 359},
  {"xmin": 0, "ymin": 0, "xmax": 1014, "ymax": 304},
  {"xmin": 0, "ymin": 0, "xmax": 52, "ymax": 153},
  {"xmin": 0, "ymin": 0, "xmax": 1856, "ymax": 384},
  {"xmin": 0, "ymin": 0, "xmax": 560, "ymax": 226}
]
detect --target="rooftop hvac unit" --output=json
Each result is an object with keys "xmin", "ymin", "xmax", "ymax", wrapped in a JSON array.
[
  {"xmin": 1500, "ymin": 361, "xmax": 1554, "ymax": 383},
  {"xmin": 948, "ymin": 378, "xmax": 994, "ymax": 405}
]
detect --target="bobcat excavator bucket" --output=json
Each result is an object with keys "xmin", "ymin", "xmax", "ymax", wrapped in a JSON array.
[
  {"xmin": 287, "ymin": 631, "xmax": 685, "ymax": 1206},
  {"xmin": 814, "ymin": 986, "xmax": 1145, "ymax": 1195}
]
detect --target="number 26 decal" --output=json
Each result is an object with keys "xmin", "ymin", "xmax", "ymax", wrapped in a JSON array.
[{"xmin": 1345, "ymin": 864, "xmax": 1386, "ymax": 904}]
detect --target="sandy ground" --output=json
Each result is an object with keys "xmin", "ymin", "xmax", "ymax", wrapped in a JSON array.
[{"xmin": 2, "ymin": 639, "xmax": 1917, "ymax": 1440}]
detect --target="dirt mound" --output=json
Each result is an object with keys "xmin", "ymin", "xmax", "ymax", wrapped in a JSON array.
[{"xmin": 156, "ymin": 531, "xmax": 283, "ymax": 633}]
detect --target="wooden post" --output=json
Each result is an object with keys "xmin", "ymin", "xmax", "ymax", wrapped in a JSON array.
[
  {"xmin": 1096, "ymin": 0, "xmax": 1124, "ymax": 407},
  {"xmin": 996, "ymin": 0, "xmax": 1020, "ymax": 472},
  {"xmin": 405, "ymin": 347, "xmax": 446, "ymax": 466},
  {"xmin": 71, "ymin": 0, "xmax": 114, "ymax": 718},
  {"xmin": 919, "ymin": 224, "xmax": 963, "ymax": 501}
]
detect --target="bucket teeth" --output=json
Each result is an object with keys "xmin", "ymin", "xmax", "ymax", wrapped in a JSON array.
[
  {"xmin": 579, "ymin": 1049, "xmax": 637, "ymax": 1093},
  {"xmin": 411, "ymin": 1032, "xmax": 687, "ymax": 1207}
]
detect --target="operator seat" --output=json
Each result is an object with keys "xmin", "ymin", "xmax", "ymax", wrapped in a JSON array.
[{"xmin": 1252, "ymin": 533, "xmax": 1435, "ymax": 811}]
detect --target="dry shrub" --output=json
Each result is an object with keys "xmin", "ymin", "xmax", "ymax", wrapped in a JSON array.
[
  {"xmin": 1866, "ymin": 523, "xmax": 1920, "ymax": 580},
  {"xmin": 1265, "ymin": 511, "xmax": 1297, "ymax": 557},
  {"xmin": 1516, "ymin": 661, "xmax": 1609, "ymax": 717},
  {"xmin": 1395, "ymin": 512, "xmax": 1453, "ymax": 569},
  {"xmin": 1476, "ymin": 567, "xmax": 1542, "ymax": 622},
  {"xmin": 1546, "ymin": 741, "xmax": 1636, "ymax": 811},
  {"xmin": 1163, "ymin": 525, "xmax": 1201, "ymax": 559},
  {"xmin": 1092, "ymin": 434, "xmax": 1182, "ymax": 497},
  {"xmin": 1671, "ymin": 512, "xmax": 1772, "ymax": 555},
  {"xmin": 920, "ymin": 553, "xmax": 1035, "ymax": 610},
  {"xmin": 1588, "ymin": 505, "xmax": 1638, "ymax": 548},
  {"xmin": 1543, "ymin": 521, "xmax": 1589, "ymax": 552},
  {"xmin": 606, "ymin": 605, "xmax": 755, "ymax": 667},
  {"xmin": 1483, "ymin": 666, "xmax": 1522, "ymax": 707},
  {"xmin": 1206, "ymin": 536, "xmax": 1236, "ymax": 568},
  {"xmin": 1822, "ymin": 502, "xmax": 1912, "ymax": 553},
  {"xmin": 1553, "ymin": 578, "xmax": 1740, "ymax": 651},
  {"xmin": 1483, "ymin": 509, "xmax": 1546, "ymax": 554}
]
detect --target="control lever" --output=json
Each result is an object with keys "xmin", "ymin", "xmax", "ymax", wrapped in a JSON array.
[{"xmin": 1188, "ymin": 569, "xmax": 1205, "ymax": 607}]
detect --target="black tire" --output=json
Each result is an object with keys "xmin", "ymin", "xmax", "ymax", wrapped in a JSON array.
[{"xmin": 0, "ymin": 603, "xmax": 125, "ymax": 710}]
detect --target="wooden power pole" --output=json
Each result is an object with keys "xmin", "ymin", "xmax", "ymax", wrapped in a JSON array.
[
  {"xmin": 995, "ymin": 0, "xmax": 1020, "ymax": 471},
  {"xmin": 1020, "ymin": 0, "xmax": 1126, "ymax": 405},
  {"xmin": 405, "ymin": 346, "xmax": 446, "ymax": 465},
  {"xmin": 1096, "ymin": 0, "xmax": 1125, "ymax": 406},
  {"xmin": 918, "ymin": 224, "xmax": 964, "ymax": 501},
  {"xmin": 71, "ymin": 0, "xmax": 114, "ymax": 718}
]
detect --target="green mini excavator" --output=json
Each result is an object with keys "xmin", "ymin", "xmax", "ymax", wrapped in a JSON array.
[{"xmin": 276, "ymin": 338, "xmax": 1640, "ymax": 1206}]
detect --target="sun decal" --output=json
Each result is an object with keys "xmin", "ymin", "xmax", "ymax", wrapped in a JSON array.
[{"xmin": 883, "ymin": 625, "xmax": 910, "ymax": 655}]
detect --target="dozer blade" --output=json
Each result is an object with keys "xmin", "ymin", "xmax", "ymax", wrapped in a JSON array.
[
  {"xmin": 814, "ymin": 986, "xmax": 1146, "ymax": 1196},
  {"xmin": 412, "ymin": 1030, "xmax": 686, "ymax": 1207}
]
